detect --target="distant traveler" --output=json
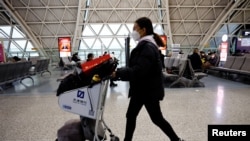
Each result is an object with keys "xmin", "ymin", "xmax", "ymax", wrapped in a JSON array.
[
  {"xmin": 86, "ymin": 53, "xmax": 94, "ymax": 62},
  {"xmin": 203, "ymin": 52, "xmax": 219, "ymax": 70},
  {"xmin": 12, "ymin": 56, "xmax": 21, "ymax": 62},
  {"xmin": 72, "ymin": 52, "xmax": 81, "ymax": 62},
  {"xmin": 189, "ymin": 48, "xmax": 202, "ymax": 71}
]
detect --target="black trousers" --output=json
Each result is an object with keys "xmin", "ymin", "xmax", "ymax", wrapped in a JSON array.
[
  {"xmin": 110, "ymin": 78, "xmax": 116, "ymax": 85},
  {"xmin": 124, "ymin": 96, "xmax": 179, "ymax": 141}
]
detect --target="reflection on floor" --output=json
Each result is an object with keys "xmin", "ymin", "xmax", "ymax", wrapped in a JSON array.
[{"xmin": 0, "ymin": 68, "xmax": 250, "ymax": 141}]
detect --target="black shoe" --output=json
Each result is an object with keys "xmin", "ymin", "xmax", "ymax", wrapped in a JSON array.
[{"xmin": 110, "ymin": 83, "xmax": 117, "ymax": 87}]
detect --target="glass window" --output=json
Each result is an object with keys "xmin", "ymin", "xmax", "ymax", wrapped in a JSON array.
[
  {"xmin": 15, "ymin": 40, "xmax": 27, "ymax": 49},
  {"xmin": 79, "ymin": 23, "xmax": 165, "ymax": 66},
  {"xmin": 12, "ymin": 27, "xmax": 25, "ymax": 38},
  {"xmin": 0, "ymin": 26, "xmax": 11, "ymax": 36},
  {"xmin": 0, "ymin": 25, "xmax": 39, "ymax": 58},
  {"xmin": 9, "ymin": 42, "xmax": 20, "ymax": 52},
  {"xmin": 26, "ymin": 41, "xmax": 35, "ymax": 51}
]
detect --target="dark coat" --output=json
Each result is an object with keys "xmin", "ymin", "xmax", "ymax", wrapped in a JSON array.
[
  {"xmin": 116, "ymin": 40, "xmax": 165, "ymax": 101},
  {"xmin": 189, "ymin": 53, "xmax": 202, "ymax": 70},
  {"xmin": 72, "ymin": 53, "xmax": 80, "ymax": 62},
  {"xmin": 208, "ymin": 56, "xmax": 219, "ymax": 66}
]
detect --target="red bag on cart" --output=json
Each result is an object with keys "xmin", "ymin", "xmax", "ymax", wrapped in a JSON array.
[
  {"xmin": 57, "ymin": 54, "xmax": 118, "ymax": 96},
  {"xmin": 80, "ymin": 54, "xmax": 118, "ymax": 79},
  {"xmin": 81, "ymin": 54, "xmax": 111, "ymax": 74}
]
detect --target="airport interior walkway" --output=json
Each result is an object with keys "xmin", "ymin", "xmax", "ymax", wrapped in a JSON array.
[{"xmin": 0, "ymin": 67, "xmax": 250, "ymax": 141}]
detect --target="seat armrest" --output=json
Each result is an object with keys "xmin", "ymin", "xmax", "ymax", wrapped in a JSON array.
[
  {"xmin": 172, "ymin": 70, "xmax": 179, "ymax": 75},
  {"xmin": 194, "ymin": 69, "xmax": 202, "ymax": 72}
]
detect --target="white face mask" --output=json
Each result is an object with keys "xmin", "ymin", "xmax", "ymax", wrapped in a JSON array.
[{"xmin": 131, "ymin": 30, "xmax": 140, "ymax": 41}]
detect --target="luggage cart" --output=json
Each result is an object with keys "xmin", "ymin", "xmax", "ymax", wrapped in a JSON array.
[{"xmin": 58, "ymin": 78, "xmax": 119, "ymax": 141}]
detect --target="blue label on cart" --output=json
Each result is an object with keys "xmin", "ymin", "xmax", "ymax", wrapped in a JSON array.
[
  {"xmin": 63, "ymin": 105, "xmax": 72, "ymax": 110},
  {"xmin": 77, "ymin": 90, "xmax": 85, "ymax": 99},
  {"xmin": 73, "ymin": 98, "xmax": 87, "ymax": 106}
]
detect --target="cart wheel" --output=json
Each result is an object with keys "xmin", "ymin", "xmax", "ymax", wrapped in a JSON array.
[{"xmin": 110, "ymin": 136, "xmax": 119, "ymax": 141}]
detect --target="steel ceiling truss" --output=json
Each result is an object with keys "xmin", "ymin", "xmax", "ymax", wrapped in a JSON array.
[
  {"xmin": 201, "ymin": 0, "xmax": 250, "ymax": 50},
  {"xmin": 167, "ymin": 0, "xmax": 230, "ymax": 47},
  {"xmin": 78, "ymin": 0, "xmax": 165, "ymax": 47},
  {"xmin": 2, "ymin": 0, "xmax": 79, "ymax": 59},
  {"xmin": 0, "ymin": 2, "xmax": 39, "ymax": 58},
  {"xmin": 1, "ymin": 0, "xmax": 250, "ymax": 60},
  {"xmin": 1, "ymin": 0, "xmax": 48, "ymax": 57}
]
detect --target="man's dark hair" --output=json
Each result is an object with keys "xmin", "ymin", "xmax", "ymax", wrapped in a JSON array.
[
  {"xmin": 13, "ymin": 56, "xmax": 21, "ymax": 61},
  {"xmin": 87, "ymin": 53, "xmax": 94, "ymax": 59}
]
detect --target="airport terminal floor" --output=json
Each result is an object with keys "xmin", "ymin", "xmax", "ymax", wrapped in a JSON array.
[{"xmin": 0, "ymin": 67, "xmax": 250, "ymax": 141}]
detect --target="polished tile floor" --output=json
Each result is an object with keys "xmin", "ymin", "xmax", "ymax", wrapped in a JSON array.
[{"xmin": 0, "ymin": 68, "xmax": 250, "ymax": 141}]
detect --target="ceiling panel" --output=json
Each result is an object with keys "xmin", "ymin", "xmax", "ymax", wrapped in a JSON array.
[{"xmin": 0, "ymin": 0, "xmax": 249, "ymax": 59}]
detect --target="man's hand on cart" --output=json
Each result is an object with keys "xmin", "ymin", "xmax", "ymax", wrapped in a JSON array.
[
  {"xmin": 111, "ymin": 71, "xmax": 116, "ymax": 79},
  {"xmin": 111, "ymin": 71, "xmax": 121, "ymax": 81}
]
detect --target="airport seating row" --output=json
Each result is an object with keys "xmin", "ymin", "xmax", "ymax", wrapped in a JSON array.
[
  {"xmin": 29, "ymin": 57, "xmax": 41, "ymax": 66},
  {"xmin": 0, "ymin": 61, "xmax": 34, "ymax": 89},
  {"xmin": 186, "ymin": 59, "xmax": 208, "ymax": 87},
  {"xmin": 163, "ymin": 57, "xmax": 188, "ymax": 87},
  {"xmin": 60, "ymin": 57, "xmax": 77, "ymax": 70},
  {"xmin": 208, "ymin": 56, "xmax": 250, "ymax": 77},
  {"xmin": 163, "ymin": 56, "xmax": 207, "ymax": 88},
  {"xmin": 0, "ymin": 58, "xmax": 51, "ymax": 91},
  {"xmin": 29, "ymin": 58, "xmax": 51, "ymax": 76}
]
